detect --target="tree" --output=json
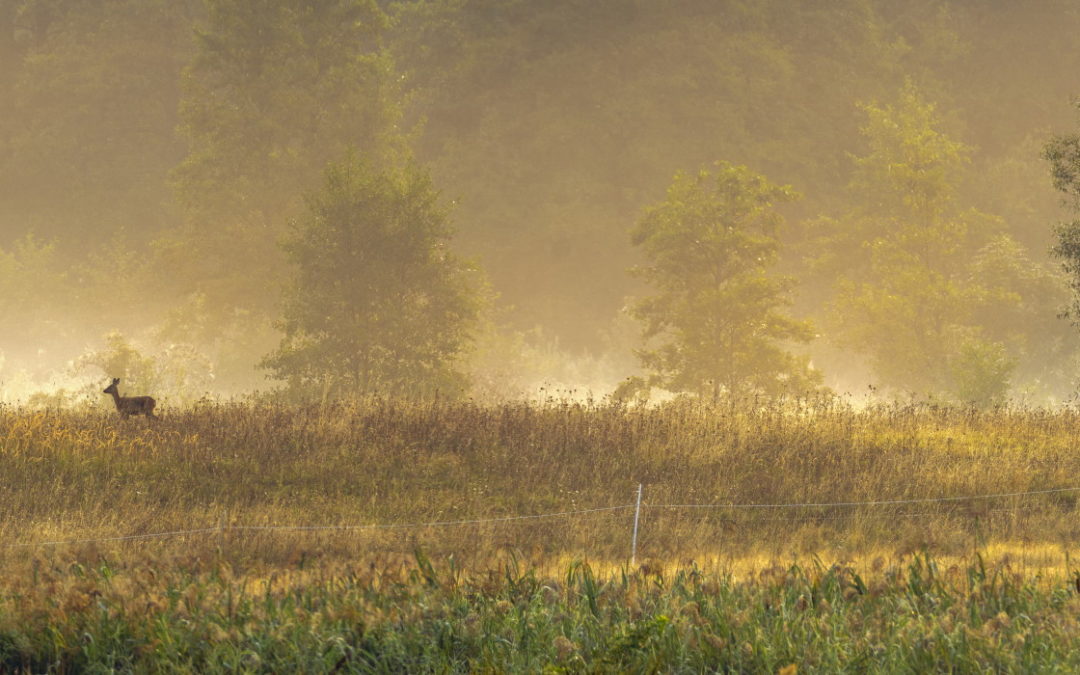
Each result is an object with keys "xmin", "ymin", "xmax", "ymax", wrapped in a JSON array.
[
  {"xmin": 1046, "ymin": 101, "xmax": 1080, "ymax": 320},
  {"xmin": 623, "ymin": 162, "xmax": 820, "ymax": 400},
  {"xmin": 388, "ymin": 0, "xmax": 913, "ymax": 351},
  {"xmin": 965, "ymin": 236, "xmax": 1076, "ymax": 400},
  {"xmin": 261, "ymin": 156, "xmax": 484, "ymax": 398},
  {"xmin": 825, "ymin": 83, "xmax": 1071, "ymax": 403},
  {"xmin": 174, "ymin": 0, "xmax": 401, "ymax": 221},
  {"xmin": 164, "ymin": 0, "xmax": 405, "ymax": 321},
  {"xmin": 823, "ymin": 85, "xmax": 984, "ymax": 396},
  {"xmin": 0, "ymin": 0, "xmax": 197, "ymax": 251}
]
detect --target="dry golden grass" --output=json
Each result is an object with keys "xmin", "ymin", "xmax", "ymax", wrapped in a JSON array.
[
  {"xmin": 5, "ymin": 396, "xmax": 1080, "ymax": 670},
  {"xmin": 0, "ymin": 395, "xmax": 1078, "ymax": 574}
]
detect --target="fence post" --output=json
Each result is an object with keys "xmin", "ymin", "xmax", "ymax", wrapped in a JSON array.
[
  {"xmin": 219, "ymin": 509, "xmax": 228, "ymax": 551},
  {"xmin": 631, "ymin": 483, "xmax": 643, "ymax": 567}
]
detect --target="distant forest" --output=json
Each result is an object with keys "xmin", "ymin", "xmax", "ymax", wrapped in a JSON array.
[{"xmin": 2, "ymin": 0, "xmax": 1080, "ymax": 405}]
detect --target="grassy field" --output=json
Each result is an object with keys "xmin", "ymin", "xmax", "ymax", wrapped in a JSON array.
[{"xmin": 2, "ymin": 396, "xmax": 1080, "ymax": 671}]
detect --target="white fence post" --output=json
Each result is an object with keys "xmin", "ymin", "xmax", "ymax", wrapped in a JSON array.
[
  {"xmin": 631, "ymin": 483, "xmax": 643, "ymax": 567},
  {"xmin": 220, "ymin": 509, "xmax": 228, "ymax": 551}
]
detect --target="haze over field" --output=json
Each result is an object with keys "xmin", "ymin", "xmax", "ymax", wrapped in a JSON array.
[
  {"xmin": 11, "ymin": 6, "xmax": 1080, "ymax": 669},
  {"xmin": 3, "ymin": 0, "xmax": 1080, "ymax": 406}
]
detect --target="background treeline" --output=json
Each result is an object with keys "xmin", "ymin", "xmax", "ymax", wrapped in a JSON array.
[{"xmin": 1, "ymin": 0, "xmax": 1080, "ymax": 405}]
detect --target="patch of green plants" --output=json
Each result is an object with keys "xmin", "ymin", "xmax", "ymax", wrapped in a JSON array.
[{"xmin": 0, "ymin": 551, "xmax": 1076, "ymax": 672}]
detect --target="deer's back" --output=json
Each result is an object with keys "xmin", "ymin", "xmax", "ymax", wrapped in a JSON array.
[{"xmin": 122, "ymin": 396, "xmax": 156, "ymax": 413}]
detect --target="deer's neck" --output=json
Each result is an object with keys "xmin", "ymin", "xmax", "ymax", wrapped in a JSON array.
[{"xmin": 109, "ymin": 390, "xmax": 123, "ymax": 410}]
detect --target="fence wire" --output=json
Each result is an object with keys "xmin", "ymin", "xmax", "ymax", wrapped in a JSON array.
[
  {"xmin": 7, "ymin": 504, "xmax": 634, "ymax": 549},
  {"xmin": 7, "ymin": 485, "xmax": 1078, "ymax": 550},
  {"xmin": 643, "ymin": 486, "xmax": 1080, "ymax": 511}
]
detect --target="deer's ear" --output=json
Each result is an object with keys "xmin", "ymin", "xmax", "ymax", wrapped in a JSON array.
[{"xmin": 112, "ymin": 378, "xmax": 120, "ymax": 384}]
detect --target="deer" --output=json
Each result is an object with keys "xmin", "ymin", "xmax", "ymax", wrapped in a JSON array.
[{"xmin": 103, "ymin": 378, "xmax": 158, "ymax": 419}]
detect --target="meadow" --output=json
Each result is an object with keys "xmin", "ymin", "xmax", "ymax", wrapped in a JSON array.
[{"xmin": 2, "ymin": 396, "xmax": 1080, "ymax": 671}]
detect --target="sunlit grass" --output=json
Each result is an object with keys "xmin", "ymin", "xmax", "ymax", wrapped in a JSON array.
[
  {"xmin": 3, "ymin": 396, "xmax": 1080, "ymax": 669},
  {"xmin": 3, "ymin": 396, "xmax": 1080, "ymax": 562}
]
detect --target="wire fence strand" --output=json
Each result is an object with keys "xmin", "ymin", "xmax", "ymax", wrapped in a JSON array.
[
  {"xmin": 6, "ymin": 505, "xmax": 635, "ymax": 549},
  {"xmin": 7, "ymin": 485, "xmax": 1078, "ymax": 550},
  {"xmin": 9, "ymin": 528, "xmax": 222, "ymax": 549},
  {"xmin": 659, "ymin": 506, "xmax": 1045, "ymax": 526},
  {"xmin": 642, "ymin": 486, "xmax": 1080, "ymax": 511},
  {"xmin": 230, "ymin": 504, "xmax": 635, "ymax": 533}
]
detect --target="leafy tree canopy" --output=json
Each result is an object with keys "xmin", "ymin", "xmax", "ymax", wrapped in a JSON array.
[
  {"xmin": 826, "ymin": 85, "xmax": 1070, "ymax": 405},
  {"xmin": 160, "ymin": 0, "xmax": 407, "ymax": 326},
  {"xmin": 1047, "ymin": 102, "xmax": 1080, "ymax": 323},
  {"xmin": 623, "ymin": 162, "xmax": 820, "ymax": 400},
  {"xmin": 261, "ymin": 155, "xmax": 484, "ymax": 398}
]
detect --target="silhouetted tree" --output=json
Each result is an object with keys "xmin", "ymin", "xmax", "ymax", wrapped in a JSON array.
[{"xmin": 261, "ymin": 156, "xmax": 484, "ymax": 397}]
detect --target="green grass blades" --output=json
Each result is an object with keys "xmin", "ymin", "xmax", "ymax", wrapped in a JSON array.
[{"xmin": 0, "ymin": 553, "xmax": 1075, "ymax": 672}]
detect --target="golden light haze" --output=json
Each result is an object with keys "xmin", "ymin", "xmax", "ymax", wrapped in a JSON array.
[{"xmin": 2, "ymin": 0, "xmax": 1080, "ymax": 406}]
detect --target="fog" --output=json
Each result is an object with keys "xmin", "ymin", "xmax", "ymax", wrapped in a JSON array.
[{"xmin": 2, "ymin": 0, "xmax": 1080, "ymax": 407}]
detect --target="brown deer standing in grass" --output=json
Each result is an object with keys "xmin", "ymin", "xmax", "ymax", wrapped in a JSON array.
[{"xmin": 103, "ymin": 378, "xmax": 157, "ymax": 419}]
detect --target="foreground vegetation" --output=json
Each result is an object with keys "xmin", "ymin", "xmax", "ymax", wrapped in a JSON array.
[
  {"xmin": 3, "ymin": 396, "xmax": 1080, "ymax": 670},
  {"xmin": 2, "ymin": 550, "xmax": 1077, "ymax": 672}
]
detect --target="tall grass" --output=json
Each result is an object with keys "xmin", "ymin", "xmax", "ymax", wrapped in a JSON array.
[
  {"xmin": 2, "ymin": 396, "xmax": 1079, "ymax": 565},
  {"xmin": 3, "ymin": 396, "xmax": 1080, "ymax": 669}
]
